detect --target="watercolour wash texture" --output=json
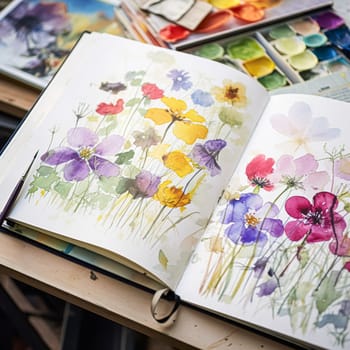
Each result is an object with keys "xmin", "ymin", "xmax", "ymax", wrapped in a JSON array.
[
  {"xmin": 1, "ymin": 33, "xmax": 350, "ymax": 349},
  {"xmin": 0, "ymin": 0, "xmax": 125, "ymax": 88}
]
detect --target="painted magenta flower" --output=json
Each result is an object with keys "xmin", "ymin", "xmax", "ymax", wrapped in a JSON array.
[
  {"xmin": 211, "ymin": 80, "xmax": 247, "ymax": 107},
  {"xmin": 246, "ymin": 154, "xmax": 275, "ymax": 191},
  {"xmin": 163, "ymin": 151, "xmax": 194, "ymax": 177},
  {"xmin": 41, "ymin": 127, "xmax": 124, "ymax": 181},
  {"xmin": 96, "ymin": 98, "xmax": 124, "ymax": 115},
  {"xmin": 270, "ymin": 101, "xmax": 340, "ymax": 150},
  {"xmin": 223, "ymin": 193, "xmax": 284, "ymax": 248},
  {"xmin": 269, "ymin": 153, "xmax": 329, "ymax": 191},
  {"xmin": 190, "ymin": 139, "xmax": 227, "ymax": 176},
  {"xmin": 128, "ymin": 170, "xmax": 161, "ymax": 199},
  {"xmin": 167, "ymin": 69, "xmax": 192, "ymax": 91},
  {"xmin": 284, "ymin": 192, "xmax": 346, "ymax": 243},
  {"xmin": 141, "ymin": 83, "xmax": 164, "ymax": 99},
  {"xmin": 153, "ymin": 180, "xmax": 192, "ymax": 208},
  {"xmin": 144, "ymin": 96, "xmax": 208, "ymax": 144}
]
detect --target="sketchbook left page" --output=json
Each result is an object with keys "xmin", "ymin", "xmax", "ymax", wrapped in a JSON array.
[
  {"xmin": 0, "ymin": 0, "xmax": 125, "ymax": 89},
  {"xmin": 0, "ymin": 32, "xmax": 269, "ymax": 289}
]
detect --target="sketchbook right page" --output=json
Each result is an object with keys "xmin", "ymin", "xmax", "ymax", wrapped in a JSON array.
[{"xmin": 177, "ymin": 93, "xmax": 350, "ymax": 349}]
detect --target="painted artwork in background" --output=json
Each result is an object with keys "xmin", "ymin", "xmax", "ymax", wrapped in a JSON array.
[{"xmin": 0, "ymin": 0, "xmax": 124, "ymax": 88}]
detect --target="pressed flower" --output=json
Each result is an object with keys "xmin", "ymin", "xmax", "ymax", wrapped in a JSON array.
[
  {"xmin": 191, "ymin": 89, "xmax": 214, "ymax": 107},
  {"xmin": 223, "ymin": 193, "xmax": 284, "ymax": 248},
  {"xmin": 167, "ymin": 69, "xmax": 192, "ymax": 91},
  {"xmin": 163, "ymin": 151, "xmax": 194, "ymax": 177},
  {"xmin": 246, "ymin": 154, "xmax": 275, "ymax": 191},
  {"xmin": 190, "ymin": 139, "xmax": 227, "ymax": 176},
  {"xmin": 153, "ymin": 180, "xmax": 191, "ymax": 208},
  {"xmin": 96, "ymin": 98, "xmax": 124, "ymax": 115},
  {"xmin": 128, "ymin": 170, "xmax": 161, "ymax": 199},
  {"xmin": 145, "ymin": 96, "xmax": 208, "ymax": 145},
  {"xmin": 270, "ymin": 101, "xmax": 340, "ymax": 150},
  {"xmin": 211, "ymin": 80, "xmax": 247, "ymax": 107},
  {"xmin": 141, "ymin": 83, "xmax": 164, "ymax": 99},
  {"xmin": 284, "ymin": 191, "xmax": 346, "ymax": 243},
  {"xmin": 41, "ymin": 127, "xmax": 124, "ymax": 181}
]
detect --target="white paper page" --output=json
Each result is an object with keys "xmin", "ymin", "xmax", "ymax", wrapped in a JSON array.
[
  {"xmin": 177, "ymin": 93, "xmax": 350, "ymax": 349},
  {"xmin": 1, "ymin": 32, "xmax": 269, "ymax": 289}
]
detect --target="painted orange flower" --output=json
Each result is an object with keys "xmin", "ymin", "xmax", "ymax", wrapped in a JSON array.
[
  {"xmin": 211, "ymin": 80, "xmax": 247, "ymax": 107},
  {"xmin": 153, "ymin": 180, "xmax": 191, "ymax": 208},
  {"xmin": 163, "ymin": 151, "xmax": 194, "ymax": 177},
  {"xmin": 144, "ymin": 96, "xmax": 208, "ymax": 144}
]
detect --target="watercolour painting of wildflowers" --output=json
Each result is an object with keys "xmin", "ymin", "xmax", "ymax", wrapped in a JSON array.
[
  {"xmin": 3, "ymin": 33, "xmax": 350, "ymax": 350},
  {"xmin": 177, "ymin": 94, "xmax": 350, "ymax": 349},
  {"xmin": 4, "ymin": 33, "xmax": 268, "ymax": 290}
]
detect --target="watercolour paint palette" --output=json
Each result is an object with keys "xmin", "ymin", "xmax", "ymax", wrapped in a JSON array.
[
  {"xmin": 258, "ymin": 10, "xmax": 350, "ymax": 83},
  {"xmin": 187, "ymin": 35, "xmax": 291, "ymax": 91},
  {"xmin": 187, "ymin": 9, "xmax": 350, "ymax": 90}
]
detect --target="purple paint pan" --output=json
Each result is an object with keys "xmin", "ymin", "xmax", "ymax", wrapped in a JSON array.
[{"xmin": 312, "ymin": 11, "xmax": 344, "ymax": 30}]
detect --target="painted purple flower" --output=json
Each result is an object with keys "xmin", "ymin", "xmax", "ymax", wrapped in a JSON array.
[
  {"xmin": 256, "ymin": 279, "xmax": 278, "ymax": 297},
  {"xmin": 223, "ymin": 193, "xmax": 284, "ymax": 248},
  {"xmin": 127, "ymin": 170, "xmax": 161, "ymax": 199},
  {"xmin": 190, "ymin": 139, "xmax": 227, "ymax": 176},
  {"xmin": 191, "ymin": 89, "xmax": 214, "ymax": 107},
  {"xmin": 284, "ymin": 191, "xmax": 346, "ymax": 243},
  {"xmin": 41, "ymin": 127, "xmax": 124, "ymax": 182},
  {"xmin": 167, "ymin": 69, "xmax": 192, "ymax": 91}
]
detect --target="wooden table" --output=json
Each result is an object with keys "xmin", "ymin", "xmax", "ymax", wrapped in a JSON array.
[{"xmin": 0, "ymin": 74, "xmax": 296, "ymax": 350}]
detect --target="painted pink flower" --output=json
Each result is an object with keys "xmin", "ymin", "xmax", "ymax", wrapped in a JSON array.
[
  {"xmin": 96, "ymin": 98, "xmax": 124, "ymax": 115},
  {"xmin": 141, "ymin": 83, "xmax": 164, "ymax": 99},
  {"xmin": 246, "ymin": 154, "xmax": 275, "ymax": 191},
  {"xmin": 285, "ymin": 192, "xmax": 346, "ymax": 243},
  {"xmin": 270, "ymin": 101, "xmax": 340, "ymax": 150},
  {"xmin": 269, "ymin": 153, "xmax": 329, "ymax": 191}
]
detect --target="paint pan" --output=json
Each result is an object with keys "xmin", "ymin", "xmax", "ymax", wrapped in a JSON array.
[
  {"xmin": 258, "ymin": 70, "xmax": 287, "ymax": 90},
  {"xmin": 325, "ymin": 25, "xmax": 350, "ymax": 50},
  {"xmin": 312, "ymin": 45, "xmax": 339, "ymax": 61},
  {"xmin": 288, "ymin": 50, "xmax": 318, "ymax": 71},
  {"xmin": 289, "ymin": 17, "xmax": 320, "ymax": 35},
  {"xmin": 194, "ymin": 43, "xmax": 225, "ymax": 60},
  {"xmin": 274, "ymin": 36, "xmax": 306, "ymax": 55},
  {"xmin": 226, "ymin": 37, "xmax": 265, "ymax": 60},
  {"xmin": 303, "ymin": 33, "xmax": 327, "ymax": 48},
  {"xmin": 268, "ymin": 24, "xmax": 295, "ymax": 39},
  {"xmin": 243, "ymin": 55, "xmax": 275, "ymax": 77},
  {"xmin": 313, "ymin": 11, "xmax": 344, "ymax": 30}
]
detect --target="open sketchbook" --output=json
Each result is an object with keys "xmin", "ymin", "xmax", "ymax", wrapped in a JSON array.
[{"xmin": 1, "ymin": 32, "xmax": 350, "ymax": 349}]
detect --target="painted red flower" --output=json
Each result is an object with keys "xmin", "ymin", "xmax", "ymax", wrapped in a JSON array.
[
  {"xmin": 285, "ymin": 192, "xmax": 346, "ymax": 243},
  {"xmin": 246, "ymin": 154, "xmax": 275, "ymax": 191},
  {"xmin": 142, "ymin": 83, "xmax": 164, "ymax": 99},
  {"xmin": 96, "ymin": 98, "xmax": 124, "ymax": 115}
]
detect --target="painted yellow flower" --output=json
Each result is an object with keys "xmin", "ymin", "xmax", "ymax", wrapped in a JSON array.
[
  {"xmin": 153, "ymin": 180, "xmax": 191, "ymax": 208},
  {"xmin": 144, "ymin": 96, "xmax": 208, "ymax": 144},
  {"xmin": 211, "ymin": 80, "xmax": 247, "ymax": 107},
  {"xmin": 163, "ymin": 151, "xmax": 194, "ymax": 177}
]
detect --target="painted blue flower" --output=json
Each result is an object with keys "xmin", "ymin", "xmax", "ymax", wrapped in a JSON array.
[
  {"xmin": 222, "ymin": 193, "xmax": 284, "ymax": 248},
  {"xmin": 256, "ymin": 279, "xmax": 278, "ymax": 297},
  {"xmin": 191, "ymin": 89, "xmax": 214, "ymax": 107},
  {"xmin": 167, "ymin": 69, "xmax": 192, "ymax": 91}
]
